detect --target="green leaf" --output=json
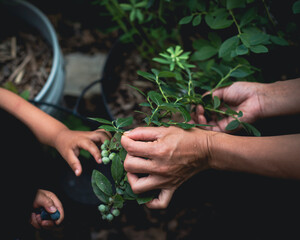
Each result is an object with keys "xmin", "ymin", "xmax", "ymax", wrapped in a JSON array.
[
  {"xmin": 230, "ymin": 66, "xmax": 254, "ymax": 78},
  {"xmin": 158, "ymin": 71, "xmax": 176, "ymax": 78},
  {"xmin": 175, "ymin": 122, "xmax": 195, "ymax": 130},
  {"xmin": 270, "ymin": 36, "xmax": 289, "ymax": 46},
  {"xmin": 89, "ymin": 117, "xmax": 112, "ymax": 125},
  {"xmin": 241, "ymin": 28, "xmax": 270, "ymax": 46},
  {"xmin": 250, "ymin": 45, "xmax": 268, "ymax": 53},
  {"xmin": 99, "ymin": 125, "xmax": 116, "ymax": 132},
  {"xmin": 225, "ymin": 108, "xmax": 238, "ymax": 115},
  {"xmin": 235, "ymin": 44, "xmax": 249, "ymax": 55},
  {"xmin": 218, "ymin": 36, "xmax": 240, "ymax": 58},
  {"xmin": 137, "ymin": 70, "xmax": 156, "ymax": 81},
  {"xmin": 153, "ymin": 57, "xmax": 171, "ymax": 64},
  {"xmin": 292, "ymin": 0, "xmax": 300, "ymax": 14},
  {"xmin": 193, "ymin": 46, "xmax": 218, "ymax": 61},
  {"xmin": 226, "ymin": 0, "xmax": 246, "ymax": 9},
  {"xmin": 148, "ymin": 91, "xmax": 163, "ymax": 105},
  {"xmin": 225, "ymin": 119, "xmax": 240, "ymax": 131},
  {"xmin": 119, "ymin": 3, "xmax": 132, "ymax": 11},
  {"xmin": 136, "ymin": 196, "xmax": 153, "ymax": 205},
  {"xmin": 111, "ymin": 154, "xmax": 124, "ymax": 184},
  {"xmin": 192, "ymin": 14, "xmax": 202, "ymax": 26},
  {"xmin": 115, "ymin": 117, "xmax": 133, "ymax": 128},
  {"xmin": 240, "ymin": 7, "xmax": 257, "ymax": 28},
  {"xmin": 213, "ymin": 96, "xmax": 221, "ymax": 109},
  {"xmin": 92, "ymin": 170, "xmax": 113, "ymax": 198},
  {"xmin": 179, "ymin": 15, "xmax": 193, "ymax": 24},
  {"xmin": 241, "ymin": 122, "xmax": 261, "ymax": 136},
  {"xmin": 113, "ymin": 195, "xmax": 124, "ymax": 208},
  {"xmin": 109, "ymin": 132, "xmax": 123, "ymax": 150},
  {"xmin": 160, "ymin": 102, "xmax": 180, "ymax": 113},
  {"xmin": 91, "ymin": 171, "xmax": 110, "ymax": 203},
  {"xmin": 205, "ymin": 8, "xmax": 233, "ymax": 29},
  {"xmin": 178, "ymin": 106, "xmax": 191, "ymax": 122},
  {"xmin": 123, "ymin": 182, "xmax": 138, "ymax": 200},
  {"xmin": 19, "ymin": 90, "xmax": 30, "ymax": 100},
  {"xmin": 139, "ymin": 102, "xmax": 151, "ymax": 107},
  {"xmin": 127, "ymin": 84, "xmax": 146, "ymax": 97}
]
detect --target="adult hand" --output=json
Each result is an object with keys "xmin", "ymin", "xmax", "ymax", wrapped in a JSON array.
[
  {"xmin": 191, "ymin": 81, "xmax": 264, "ymax": 132},
  {"xmin": 121, "ymin": 126, "xmax": 213, "ymax": 209},
  {"xmin": 31, "ymin": 189, "xmax": 64, "ymax": 229},
  {"xmin": 55, "ymin": 129, "xmax": 111, "ymax": 176}
]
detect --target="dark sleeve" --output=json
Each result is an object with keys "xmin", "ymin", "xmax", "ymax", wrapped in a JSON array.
[{"xmin": 0, "ymin": 108, "xmax": 48, "ymax": 239}]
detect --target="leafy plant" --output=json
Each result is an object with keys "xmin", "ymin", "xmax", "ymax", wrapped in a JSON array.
[
  {"xmin": 90, "ymin": 0, "xmax": 299, "ymax": 221},
  {"xmin": 90, "ymin": 45, "xmax": 261, "ymax": 221}
]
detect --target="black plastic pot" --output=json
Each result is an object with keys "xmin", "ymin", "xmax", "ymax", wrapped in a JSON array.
[{"xmin": 100, "ymin": 39, "xmax": 135, "ymax": 121}]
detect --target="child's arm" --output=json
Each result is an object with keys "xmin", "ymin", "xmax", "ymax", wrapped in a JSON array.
[{"xmin": 0, "ymin": 88, "xmax": 110, "ymax": 175}]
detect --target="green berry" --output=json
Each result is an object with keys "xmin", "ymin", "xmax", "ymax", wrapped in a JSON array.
[
  {"xmin": 112, "ymin": 209, "xmax": 120, "ymax": 217},
  {"xmin": 109, "ymin": 152, "xmax": 116, "ymax": 160},
  {"xmin": 101, "ymin": 150, "xmax": 109, "ymax": 157},
  {"xmin": 102, "ymin": 157, "xmax": 110, "ymax": 164},
  {"xmin": 98, "ymin": 204, "xmax": 107, "ymax": 213},
  {"xmin": 102, "ymin": 214, "xmax": 107, "ymax": 220},
  {"xmin": 106, "ymin": 213, "xmax": 114, "ymax": 221},
  {"xmin": 104, "ymin": 139, "xmax": 110, "ymax": 146},
  {"xmin": 101, "ymin": 144, "xmax": 107, "ymax": 150}
]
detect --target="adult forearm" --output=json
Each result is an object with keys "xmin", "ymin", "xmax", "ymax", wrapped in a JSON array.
[
  {"xmin": 0, "ymin": 88, "xmax": 68, "ymax": 146},
  {"xmin": 209, "ymin": 132, "xmax": 300, "ymax": 180},
  {"xmin": 259, "ymin": 78, "xmax": 300, "ymax": 118}
]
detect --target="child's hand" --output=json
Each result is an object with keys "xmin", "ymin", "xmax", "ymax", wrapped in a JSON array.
[
  {"xmin": 31, "ymin": 189, "xmax": 64, "ymax": 229},
  {"xmin": 54, "ymin": 129, "xmax": 111, "ymax": 176}
]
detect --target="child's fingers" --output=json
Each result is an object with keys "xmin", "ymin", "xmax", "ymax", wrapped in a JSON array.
[
  {"xmin": 77, "ymin": 139, "xmax": 102, "ymax": 164},
  {"xmin": 30, "ymin": 213, "xmax": 41, "ymax": 229},
  {"xmin": 66, "ymin": 151, "xmax": 83, "ymax": 176}
]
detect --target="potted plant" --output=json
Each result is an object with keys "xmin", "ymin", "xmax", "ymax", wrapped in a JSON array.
[{"xmin": 0, "ymin": 0, "xmax": 65, "ymax": 116}]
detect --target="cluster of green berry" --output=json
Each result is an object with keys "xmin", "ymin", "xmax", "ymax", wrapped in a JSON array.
[
  {"xmin": 101, "ymin": 139, "xmax": 117, "ymax": 164},
  {"xmin": 98, "ymin": 200, "xmax": 120, "ymax": 221}
]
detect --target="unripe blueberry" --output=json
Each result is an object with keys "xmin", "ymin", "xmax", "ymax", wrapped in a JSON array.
[
  {"xmin": 98, "ymin": 204, "xmax": 107, "ymax": 213},
  {"xmin": 106, "ymin": 213, "xmax": 114, "ymax": 221},
  {"xmin": 109, "ymin": 152, "xmax": 116, "ymax": 160},
  {"xmin": 104, "ymin": 139, "xmax": 110, "ymax": 146},
  {"xmin": 101, "ymin": 144, "xmax": 106, "ymax": 150},
  {"xmin": 112, "ymin": 209, "xmax": 120, "ymax": 217},
  {"xmin": 102, "ymin": 157, "xmax": 110, "ymax": 164},
  {"xmin": 102, "ymin": 214, "xmax": 107, "ymax": 220},
  {"xmin": 101, "ymin": 150, "xmax": 109, "ymax": 157}
]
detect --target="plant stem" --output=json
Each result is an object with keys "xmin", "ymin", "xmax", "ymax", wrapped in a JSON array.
[
  {"xmin": 229, "ymin": 10, "xmax": 241, "ymax": 35},
  {"xmin": 211, "ymin": 64, "xmax": 242, "ymax": 93},
  {"xmin": 187, "ymin": 68, "xmax": 194, "ymax": 97},
  {"xmin": 262, "ymin": 0, "xmax": 276, "ymax": 27},
  {"xmin": 205, "ymin": 107, "xmax": 239, "ymax": 121},
  {"xmin": 156, "ymin": 75, "xmax": 169, "ymax": 103},
  {"xmin": 149, "ymin": 107, "xmax": 159, "ymax": 123}
]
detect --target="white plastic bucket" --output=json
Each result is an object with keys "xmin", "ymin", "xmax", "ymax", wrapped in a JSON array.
[{"xmin": 2, "ymin": 0, "xmax": 65, "ymax": 116}]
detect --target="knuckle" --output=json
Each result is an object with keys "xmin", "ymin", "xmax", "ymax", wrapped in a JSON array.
[
  {"xmin": 123, "ymin": 158, "xmax": 131, "ymax": 171},
  {"xmin": 130, "ymin": 184, "xmax": 141, "ymax": 194}
]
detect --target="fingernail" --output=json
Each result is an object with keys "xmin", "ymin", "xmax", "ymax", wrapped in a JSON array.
[
  {"xmin": 75, "ymin": 169, "xmax": 80, "ymax": 176},
  {"xmin": 123, "ymin": 130, "xmax": 131, "ymax": 136},
  {"xmin": 49, "ymin": 206, "xmax": 57, "ymax": 213},
  {"xmin": 98, "ymin": 158, "xmax": 102, "ymax": 163}
]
